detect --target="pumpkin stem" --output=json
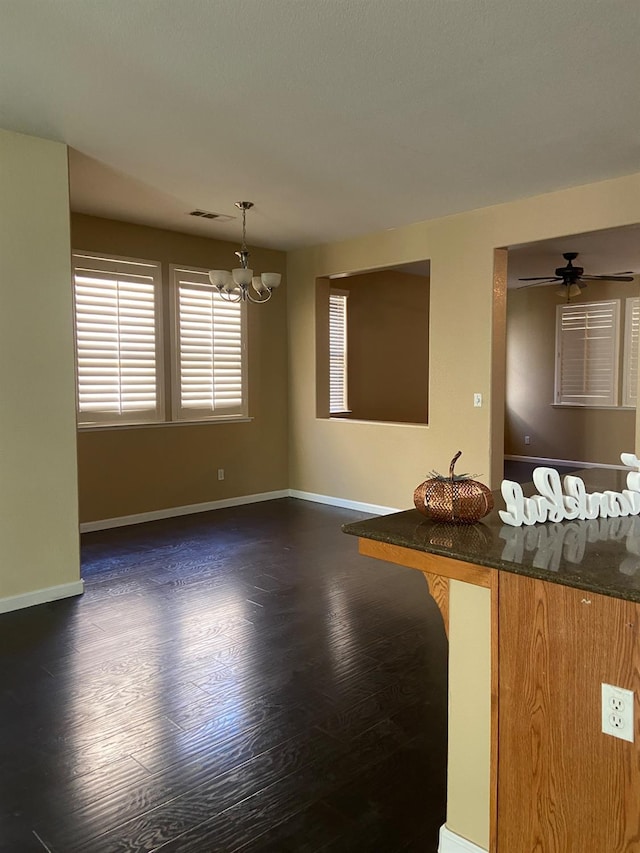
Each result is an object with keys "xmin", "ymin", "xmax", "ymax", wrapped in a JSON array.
[{"xmin": 449, "ymin": 451, "xmax": 463, "ymax": 481}]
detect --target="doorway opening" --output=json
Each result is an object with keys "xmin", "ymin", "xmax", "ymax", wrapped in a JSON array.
[{"xmin": 503, "ymin": 224, "xmax": 640, "ymax": 482}]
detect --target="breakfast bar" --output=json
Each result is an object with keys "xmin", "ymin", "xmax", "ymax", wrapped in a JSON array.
[{"xmin": 343, "ymin": 468, "xmax": 640, "ymax": 853}]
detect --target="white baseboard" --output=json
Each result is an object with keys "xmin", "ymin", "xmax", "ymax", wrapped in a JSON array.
[
  {"xmin": 5, "ymin": 489, "xmax": 394, "ymax": 611},
  {"xmin": 80, "ymin": 488, "xmax": 402, "ymax": 533},
  {"xmin": 439, "ymin": 825, "xmax": 487, "ymax": 853},
  {"xmin": 0, "ymin": 580, "xmax": 85, "ymax": 614},
  {"xmin": 80, "ymin": 489, "xmax": 406, "ymax": 533},
  {"xmin": 288, "ymin": 489, "xmax": 401, "ymax": 516},
  {"xmin": 505, "ymin": 454, "xmax": 626, "ymax": 471},
  {"xmin": 80, "ymin": 490, "xmax": 290, "ymax": 532}
]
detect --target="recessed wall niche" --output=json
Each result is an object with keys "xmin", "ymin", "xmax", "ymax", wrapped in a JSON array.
[{"xmin": 316, "ymin": 261, "xmax": 430, "ymax": 425}]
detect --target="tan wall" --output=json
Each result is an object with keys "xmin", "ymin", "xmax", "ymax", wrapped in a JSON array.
[
  {"xmin": 72, "ymin": 214, "xmax": 289, "ymax": 523},
  {"xmin": 287, "ymin": 171, "xmax": 640, "ymax": 848},
  {"xmin": 447, "ymin": 581, "xmax": 492, "ymax": 851},
  {"xmin": 0, "ymin": 130, "xmax": 80, "ymax": 600},
  {"xmin": 505, "ymin": 279, "xmax": 640, "ymax": 464},
  {"xmin": 288, "ymin": 173, "xmax": 640, "ymax": 508},
  {"xmin": 340, "ymin": 271, "xmax": 429, "ymax": 423}
]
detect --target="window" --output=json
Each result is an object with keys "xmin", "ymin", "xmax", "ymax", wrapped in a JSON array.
[
  {"xmin": 72, "ymin": 254, "xmax": 248, "ymax": 427},
  {"xmin": 329, "ymin": 290, "xmax": 349, "ymax": 414},
  {"xmin": 555, "ymin": 300, "xmax": 620, "ymax": 406},
  {"xmin": 73, "ymin": 253, "xmax": 163, "ymax": 425},
  {"xmin": 623, "ymin": 297, "xmax": 640, "ymax": 407},
  {"xmin": 171, "ymin": 266, "xmax": 247, "ymax": 420}
]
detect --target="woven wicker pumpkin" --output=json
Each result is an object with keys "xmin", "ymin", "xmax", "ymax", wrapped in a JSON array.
[{"xmin": 414, "ymin": 451, "xmax": 494, "ymax": 524}]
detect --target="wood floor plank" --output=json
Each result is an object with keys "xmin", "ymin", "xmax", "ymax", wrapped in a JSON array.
[
  {"xmin": 232, "ymin": 800, "xmax": 351, "ymax": 853},
  {"xmin": 0, "ymin": 499, "xmax": 446, "ymax": 853},
  {"xmin": 137, "ymin": 719, "xmax": 433, "ymax": 853}
]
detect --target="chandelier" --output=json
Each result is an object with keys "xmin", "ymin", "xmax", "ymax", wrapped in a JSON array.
[{"xmin": 208, "ymin": 201, "xmax": 281, "ymax": 303}]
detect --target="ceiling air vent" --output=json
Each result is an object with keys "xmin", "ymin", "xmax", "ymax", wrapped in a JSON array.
[{"xmin": 189, "ymin": 209, "xmax": 220, "ymax": 219}]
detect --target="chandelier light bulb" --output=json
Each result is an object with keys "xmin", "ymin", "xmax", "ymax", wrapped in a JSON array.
[
  {"xmin": 232, "ymin": 268, "xmax": 253, "ymax": 287},
  {"xmin": 260, "ymin": 272, "xmax": 281, "ymax": 290},
  {"xmin": 208, "ymin": 270, "xmax": 229, "ymax": 289}
]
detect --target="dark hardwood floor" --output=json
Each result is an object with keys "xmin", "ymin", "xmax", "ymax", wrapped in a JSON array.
[
  {"xmin": 0, "ymin": 498, "xmax": 448, "ymax": 852},
  {"xmin": 503, "ymin": 458, "xmax": 582, "ymax": 484}
]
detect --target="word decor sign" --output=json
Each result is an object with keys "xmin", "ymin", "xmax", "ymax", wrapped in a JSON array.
[{"xmin": 499, "ymin": 453, "xmax": 640, "ymax": 528}]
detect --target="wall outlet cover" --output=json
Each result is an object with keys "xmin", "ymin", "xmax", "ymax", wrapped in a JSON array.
[{"xmin": 602, "ymin": 683, "xmax": 634, "ymax": 742}]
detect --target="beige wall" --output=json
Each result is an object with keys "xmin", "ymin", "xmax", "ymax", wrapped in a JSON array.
[
  {"xmin": 338, "ymin": 271, "xmax": 429, "ymax": 424},
  {"xmin": 0, "ymin": 130, "xmax": 80, "ymax": 600},
  {"xmin": 72, "ymin": 214, "xmax": 289, "ymax": 523},
  {"xmin": 287, "ymin": 171, "xmax": 640, "ymax": 848},
  {"xmin": 288, "ymin": 172, "xmax": 640, "ymax": 509},
  {"xmin": 447, "ymin": 581, "xmax": 492, "ymax": 850},
  {"xmin": 506, "ymin": 279, "xmax": 640, "ymax": 465}
]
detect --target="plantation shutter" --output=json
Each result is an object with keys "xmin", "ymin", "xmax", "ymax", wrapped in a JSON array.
[
  {"xmin": 329, "ymin": 291, "xmax": 348, "ymax": 414},
  {"xmin": 555, "ymin": 300, "xmax": 620, "ymax": 406},
  {"xmin": 172, "ymin": 267, "xmax": 246, "ymax": 419},
  {"xmin": 623, "ymin": 297, "xmax": 640, "ymax": 407},
  {"xmin": 73, "ymin": 254, "xmax": 162, "ymax": 425}
]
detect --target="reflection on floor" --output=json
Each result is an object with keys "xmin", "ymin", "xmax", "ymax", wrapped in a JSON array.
[{"xmin": 0, "ymin": 498, "xmax": 448, "ymax": 853}]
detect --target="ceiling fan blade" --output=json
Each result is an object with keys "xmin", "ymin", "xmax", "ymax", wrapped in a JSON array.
[
  {"xmin": 518, "ymin": 278, "xmax": 561, "ymax": 289},
  {"xmin": 580, "ymin": 275, "xmax": 635, "ymax": 282},
  {"xmin": 518, "ymin": 276, "xmax": 562, "ymax": 282}
]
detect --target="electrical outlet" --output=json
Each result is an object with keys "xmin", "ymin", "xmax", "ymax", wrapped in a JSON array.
[
  {"xmin": 602, "ymin": 683, "xmax": 634, "ymax": 742},
  {"xmin": 473, "ymin": 393, "xmax": 482, "ymax": 407},
  {"xmin": 524, "ymin": 435, "xmax": 531, "ymax": 446},
  {"xmin": 217, "ymin": 468, "xmax": 225, "ymax": 481}
]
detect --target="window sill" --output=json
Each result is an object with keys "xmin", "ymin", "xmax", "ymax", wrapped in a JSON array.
[
  {"xmin": 325, "ymin": 416, "xmax": 429, "ymax": 428},
  {"xmin": 78, "ymin": 417, "xmax": 253, "ymax": 432},
  {"xmin": 551, "ymin": 404, "xmax": 635, "ymax": 411}
]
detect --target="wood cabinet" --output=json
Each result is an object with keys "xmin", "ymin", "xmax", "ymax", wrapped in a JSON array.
[
  {"xmin": 357, "ymin": 538, "xmax": 640, "ymax": 852},
  {"xmin": 498, "ymin": 573, "xmax": 640, "ymax": 853}
]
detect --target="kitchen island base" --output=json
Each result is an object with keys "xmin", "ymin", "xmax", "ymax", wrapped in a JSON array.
[{"xmin": 354, "ymin": 535, "xmax": 640, "ymax": 853}]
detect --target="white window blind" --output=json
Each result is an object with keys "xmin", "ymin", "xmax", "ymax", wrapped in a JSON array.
[
  {"xmin": 623, "ymin": 297, "xmax": 640, "ymax": 407},
  {"xmin": 555, "ymin": 300, "xmax": 620, "ymax": 406},
  {"xmin": 171, "ymin": 266, "xmax": 247, "ymax": 420},
  {"xmin": 73, "ymin": 253, "xmax": 163, "ymax": 425},
  {"xmin": 329, "ymin": 291, "xmax": 348, "ymax": 414}
]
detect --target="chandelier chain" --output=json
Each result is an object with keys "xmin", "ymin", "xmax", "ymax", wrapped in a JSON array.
[{"xmin": 241, "ymin": 206, "xmax": 247, "ymax": 255}]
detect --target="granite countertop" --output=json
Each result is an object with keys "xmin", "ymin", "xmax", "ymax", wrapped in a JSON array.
[{"xmin": 342, "ymin": 468, "xmax": 640, "ymax": 603}]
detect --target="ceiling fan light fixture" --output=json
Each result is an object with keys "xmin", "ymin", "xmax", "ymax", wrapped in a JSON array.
[{"xmin": 556, "ymin": 283, "xmax": 582, "ymax": 300}]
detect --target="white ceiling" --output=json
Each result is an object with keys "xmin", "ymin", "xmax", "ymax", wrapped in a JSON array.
[{"xmin": 1, "ymin": 0, "xmax": 639, "ymax": 251}]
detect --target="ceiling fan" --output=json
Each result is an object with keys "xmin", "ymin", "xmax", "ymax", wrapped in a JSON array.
[{"xmin": 518, "ymin": 252, "xmax": 634, "ymax": 300}]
